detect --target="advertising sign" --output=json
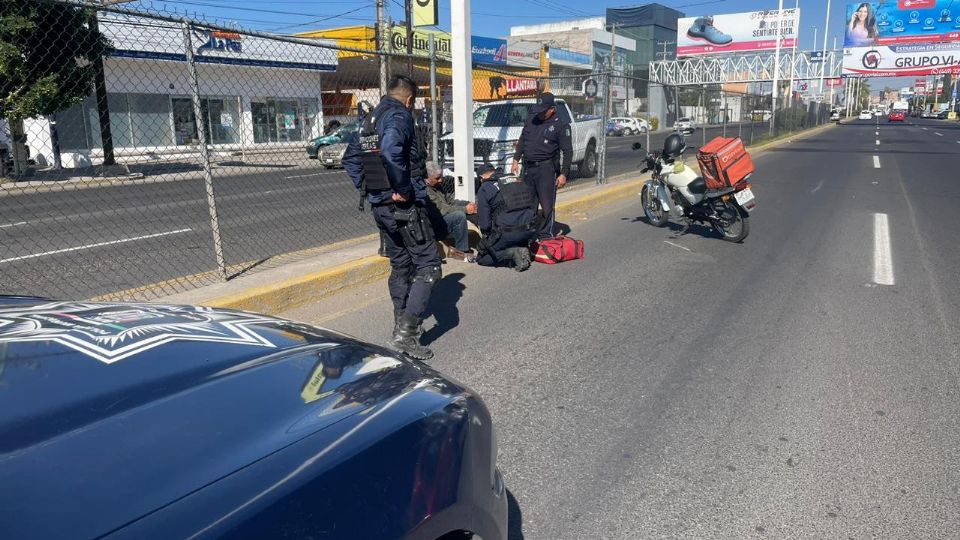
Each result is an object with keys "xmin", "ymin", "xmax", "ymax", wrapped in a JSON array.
[
  {"xmin": 825, "ymin": 77, "xmax": 845, "ymax": 87},
  {"xmin": 472, "ymin": 36, "xmax": 507, "ymax": 65},
  {"xmin": 810, "ymin": 50, "xmax": 824, "ymax": 62},
  {"xmin": 843, "ymin": 43, "xmax": 960, "ymax": 76},
  {"xmin": 506, "ymin": 78, "xmax": 538, "ymax": 95},
  {"xmin": 101, "ymin": 15, "xmax": 339, "ymax": 71},
  {"xmin": 506, "ymin": 41, "xmax": 542, "ymax": 68},
  {"xmin": 677, "ymin": 9, "xmax": 799, "ymax": 55},
  {"xmin": 413, "ymin": 0, "xmax": 438, "ymax": 27},
  {"xmin": 915, "ymin": 78, "xmax": 928, "ymax": 86},
  {"xmin": 844, "ymin": 1, "xmax": 960, "ymax": 47}
]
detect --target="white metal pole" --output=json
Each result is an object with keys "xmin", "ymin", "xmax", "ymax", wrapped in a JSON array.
[
  {"xmin": 787, "ymin": 0, "xmax": 800, "ymax": 102},
  {"xmin": 819, "ymin": 0, "xmax": 831, "ymax": 93},
  {"xmin": 451, "ymin": 0, "xmax": 475, "ymax": 201},
  {"xmin": 770, "ymin": 0, "xmax": 785, "ymax": 135},
  {"xmin": 829, "ymin": 36, "xmax": 837, "ymax": 105}
]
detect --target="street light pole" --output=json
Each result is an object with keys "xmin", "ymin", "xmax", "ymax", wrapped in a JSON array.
[
  {"xmin": 770, "ymin": 0, "xmax": 785, "ymax": 136},
  {"xmin": 819, "ymin": 0, "xmax": 831, "ymax": 94}
]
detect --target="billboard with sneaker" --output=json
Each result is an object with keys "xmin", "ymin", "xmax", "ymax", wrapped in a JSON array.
[{"xmin": 677, "ymin": 9, "xmax": 800, "ymax": 56}]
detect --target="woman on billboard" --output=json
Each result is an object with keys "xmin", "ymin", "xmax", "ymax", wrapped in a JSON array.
[{"xmin": 847, "ymin": 3, "xmax": 879, "ymax": 45}]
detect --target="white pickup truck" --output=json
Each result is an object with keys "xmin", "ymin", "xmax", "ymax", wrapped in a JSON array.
[{"xmin": 440, "ymin": 98, "xmax": 601, "ymax": 178}]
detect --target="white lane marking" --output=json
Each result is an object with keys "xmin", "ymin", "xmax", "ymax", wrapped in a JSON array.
[
  {"xmin": 922, "ymin": 127, "xmax": 929, "ymax": 131},
  {"xmin": 873, "ymin": 213, "xmax": 894, "ymax": 286},
  {"xmin": 875, "ymin": 131, "xmax": 879, "ymax": 136},
  {"xmin": 876, "ymin": 139, "xmax": 880, "ymax": 145},
  {"xmin": 935, "ymin": 132, "xmax": 943, "ymax": 137},
  {"xmin": 0, "ymin": 221, "xmax": 28, "ymax": 229},
  {"xmin": 284, "ymin": 172, "xmax": 331, "ymax": 179},
  {"xmin": 873, "ymin": 156, "xmax": 881, "ymax": 168},
  {"xmin": 0, "ymin": 228, "xmax": 192, "ymax": 264},
  {"xmin": 812, "ymin": 179, "xmax": 825, "ymax": 193},
  {"xmin": 663, "ymin": 240, "xmax": 692, "ymax": 252}
]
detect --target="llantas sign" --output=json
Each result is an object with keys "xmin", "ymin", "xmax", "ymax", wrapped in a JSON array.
[{"xmin": 506, "ymin": 78, "xmax": 538, "ymax": 95}]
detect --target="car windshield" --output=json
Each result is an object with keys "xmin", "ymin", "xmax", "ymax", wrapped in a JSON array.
[
  {"xmin": 679, "ymin": 118, "xmax": 691, "ymax": 122},
  {"xmin": 473, "ymin": 104, "xmax": 534, "ymax": 128}
]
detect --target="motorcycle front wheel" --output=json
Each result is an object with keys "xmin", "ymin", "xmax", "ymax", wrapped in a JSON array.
[
  {"xmin": 712, "ymin": 202, "xmax": 750, "ymax": 242},
  {"xmin": 641, "ymin": 185, "xmax": 669, "ymax": 227}
]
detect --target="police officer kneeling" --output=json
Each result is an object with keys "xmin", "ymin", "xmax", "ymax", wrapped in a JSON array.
[
  {"xmin": 475, "ymin": 164, "xmax": 535, "ymax": 271},
  {"xmin": 343, "ymin": 75, "xmax": 440, "ymax": 360}
]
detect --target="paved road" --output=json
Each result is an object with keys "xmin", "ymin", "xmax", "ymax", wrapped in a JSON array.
[
  {"xmin": 0, "ymin": 119, "xmax": 853, "ymax": 300},
  {"xmin": 281, "ymin": 117, "xmax": 960, "ymax": 538}
]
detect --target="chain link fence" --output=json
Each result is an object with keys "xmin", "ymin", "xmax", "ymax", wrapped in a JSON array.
[{"xmin": 1, "ymin": 0, "xmax": 835, "ymax": 307}]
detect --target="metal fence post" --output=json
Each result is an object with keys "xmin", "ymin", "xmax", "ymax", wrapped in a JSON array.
[
  {"xmin": 182, "ymin": 20, "xmax": 228, "ymax": 281},
  {"xmin": 429, "ymin": 36, "xmax": 439, "ymax": 163}
]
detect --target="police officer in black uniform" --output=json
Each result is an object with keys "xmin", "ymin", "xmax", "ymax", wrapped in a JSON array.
[
  {"xmin": 475, "ymin": 164, "xmax": 535, "ymax": 271},
  {"xmin": 343, "ymin": 75, "xmax": 440, "ymax": 360},
  {"xmin": 511, "ymin": 92, "xmax": 573, "ymax": 240}
]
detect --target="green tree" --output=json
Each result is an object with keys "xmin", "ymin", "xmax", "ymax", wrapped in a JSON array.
[{"xmin": 0, "ymin": 0, "xmax": 111, "ymax": 175}]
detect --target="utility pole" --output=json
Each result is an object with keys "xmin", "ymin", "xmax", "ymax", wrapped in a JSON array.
[
  {"xmin": 819, "ymin": 0, "xmax": 831, "ymax": 94},
  {"xmin": 599, "ymin": 23, "xmax": 618, "ymax": 183},
  {"xmin": 829, "ymin": 36, "xmax": 837, "ymax": 106},
  {"xmin": 377, "ymin": 0, "xmax": 387, "ymax": 95},
  {"xmin": 404, "ymin": 0, "xmax": 414, "ymax": 75}
]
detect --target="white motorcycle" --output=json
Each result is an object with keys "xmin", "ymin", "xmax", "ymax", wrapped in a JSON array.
[{"xmin": 633, "ymin": 139, "xmax": 756, "ymax": 243}]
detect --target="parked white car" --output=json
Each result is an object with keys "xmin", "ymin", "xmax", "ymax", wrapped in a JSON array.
[
  {"xmin": 611, "ymin": 117, "xmax": 649, "ymax": 135},
  {"xmin": 674, "ymin": 117, "xmax": 696, "ymax": 133},
  {"xmin": 440, "ymin": 98, "xmax": 601, "ymax": 178},
  {"xmin": 858, "ymin": 110, "xmax": 873, "ymax": 120}
]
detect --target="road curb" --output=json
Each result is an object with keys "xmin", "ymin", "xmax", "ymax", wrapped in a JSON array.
[{"xmin": 163, "ymin": 123, "xmax": 831, "ymax": 315}]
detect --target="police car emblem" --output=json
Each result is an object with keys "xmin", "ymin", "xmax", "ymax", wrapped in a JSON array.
[{"xmin": 0, "ymin": 302, "xmax": 277, "ymax": 364}]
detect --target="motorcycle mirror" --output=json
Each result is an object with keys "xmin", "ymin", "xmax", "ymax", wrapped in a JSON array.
[{"xmin": 632, "ymin": 142, "xmax": 643, "ymax": 151}]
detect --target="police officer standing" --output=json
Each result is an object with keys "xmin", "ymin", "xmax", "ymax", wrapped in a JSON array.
[
  {"xmin": 343, "ymin": 75, "xmax": 440, "ymax": 360},
  {"xmin": 511, "ymin": 92, "xmax": 573, "ymax": 240}
]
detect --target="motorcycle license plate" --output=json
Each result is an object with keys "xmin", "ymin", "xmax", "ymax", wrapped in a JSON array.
[{"xmin": 734, "ymin": 187, "xmax": 756, "ymax": 211}]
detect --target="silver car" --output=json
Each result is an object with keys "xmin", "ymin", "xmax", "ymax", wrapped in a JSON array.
[
  {"xmin": 674, "ymin": 117, "xmax": 696, "ymax": 133},
  {"xmin": 319, "ymin": 143, "xmax": 348, "ymax": 169}
]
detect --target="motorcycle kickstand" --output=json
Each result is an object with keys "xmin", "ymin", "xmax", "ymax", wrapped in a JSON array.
[{"xmin": 672, "ymin": 218, "xmax": 692, "ymax": 238}]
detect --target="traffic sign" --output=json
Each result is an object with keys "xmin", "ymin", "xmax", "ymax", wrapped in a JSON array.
[{"xmin": 809, "ymin": 51, "xmax": 824, "ymax": 63}]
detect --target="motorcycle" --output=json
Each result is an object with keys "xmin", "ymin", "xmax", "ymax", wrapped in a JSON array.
[{"xmin": 633, "ymin": 141, "xmax": 755, "ymax": 243}]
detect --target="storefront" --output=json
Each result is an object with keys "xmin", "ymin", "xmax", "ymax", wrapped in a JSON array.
[{"xmin": 25, "ymin": 15, "xmax": 337, "ymax": 167}]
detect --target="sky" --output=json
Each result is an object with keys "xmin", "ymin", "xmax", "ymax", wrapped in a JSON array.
[{"xmin": 120, "ymin": 0, "xmax": 917, "ymax": 89}]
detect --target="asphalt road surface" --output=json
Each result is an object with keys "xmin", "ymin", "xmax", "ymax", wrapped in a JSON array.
[
  {"xmin": 281, "ymin": 116, "xmax": 960, "ymax": 538},
  {"xmin": 0, "ymin": 119, "xmax": 881, "ymax": 300}
]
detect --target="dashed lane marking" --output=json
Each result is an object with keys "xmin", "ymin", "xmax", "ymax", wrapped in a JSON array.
[
  {"xmin": 873, "ymin": 156, "xmax": 881, "ymax": 168},
  {"xmin": 935, "ymin": 132, "xmax": 943, "ymax": 137},
  {"xmin": 663, "ymin": 240, "xmax": 692, "ymax": 252},
  {"xmin": 0, "ymin": 221, "xmax": 28, "ymax": 229},
  {"xmin": 873, "ymin": 213, "xmax": 894, "ymax": 286}
]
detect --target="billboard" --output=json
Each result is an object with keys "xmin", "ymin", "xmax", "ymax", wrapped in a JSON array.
[
  {"xmin": 677, "ymin": 9, "xmax": 799, "ymax": 55},
  {"xmin": 472, "ymin": 36, "xmax": 507, "ymax": 65},
  {"xmin": 413, "ymin": 0, "xmax": 438, "ymax": 27},
  {"xmin": 843, "ymin": 43, "xmax": 960, "ymax": 76},
  {"xmin": 844, "ymin": 1, "xmax": 960, "ymax": 47}
]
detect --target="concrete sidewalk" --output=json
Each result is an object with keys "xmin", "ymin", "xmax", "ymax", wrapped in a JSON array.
[{"xmin": 152, "ymin": 120, "xmax": 835, "ymax": 315}]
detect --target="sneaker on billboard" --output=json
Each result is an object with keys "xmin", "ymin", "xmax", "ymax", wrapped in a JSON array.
[{"xmin": 686, "ymin": 16, "xmax": 733, "ymax": 46}]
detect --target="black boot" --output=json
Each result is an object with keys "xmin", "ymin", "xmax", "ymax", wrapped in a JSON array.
[
  {"xmin": 378, "ymin": 231, "xmax": 389, "ymax": 257},
  {"xmin": 390, "ymin": 312, "xmax": 433, "ymax": 360},
  {"xmin": 509, "ymin": 247, "xmax": 532, "ymax": 272}
]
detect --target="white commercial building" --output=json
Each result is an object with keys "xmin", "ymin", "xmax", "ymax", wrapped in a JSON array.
[{"xmin": 25, "ymin": 15, "xmax": 338, "ymax": 168}]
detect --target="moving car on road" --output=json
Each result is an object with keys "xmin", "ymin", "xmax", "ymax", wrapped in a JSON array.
[
  {"xmin": 937, "ymin": 110, "xmax": 950, "ymax": 120},
  {"xmin": 0, "ymin": 297, "xmax": 508, "ymax": 540},
  {"xmin": 674, "ymin": 117, "xmax": 696, "ymax": 133},
  {"xmin": 306, "ymin": 122, "xmax": 359, "ymax": 159},
  {"xmin": 858, "ymin": 110, "xmax": 873, "ymax": 120},
  {"xmin": 611, "ymin": 116, "xmax": 649, "ymax": 135},
  {"xmin": 830, "ymin": 110, "xmax": 841, "ymax": 122},
  {"xmin": 606, "ymin": 121, "xmax": 625, "ymax": 137},
  {"xmin": 888, "ymin": 110, "xmax": 905, "ymax": 123}
]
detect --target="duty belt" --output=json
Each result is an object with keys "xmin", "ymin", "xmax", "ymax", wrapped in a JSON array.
[
  {"xmin": 524, "ymin": 158, "xmax": 555, "ymax": 167},
  {"xmin": 498, "ymin": 223, "xmax": 534, "ymax": 234}
]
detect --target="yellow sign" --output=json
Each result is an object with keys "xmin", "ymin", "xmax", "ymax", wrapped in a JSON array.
[
  {"xmin": 413, "ymin": 0, "xmax": 438, "ymax": 27},
  {"xmin": 390, "ymin": 27, "xmax": 450, "ymax": 58}
]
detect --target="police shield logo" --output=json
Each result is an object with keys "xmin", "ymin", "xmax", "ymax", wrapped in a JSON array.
[{"xmin": 0, "ymin": 302, "xmax": 278, "ymax": 364}]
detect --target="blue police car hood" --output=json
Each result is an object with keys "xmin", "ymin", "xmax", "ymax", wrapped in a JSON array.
[{"xmin": 0, "ymin": 298, "xmax": 454, "ymax": 539}]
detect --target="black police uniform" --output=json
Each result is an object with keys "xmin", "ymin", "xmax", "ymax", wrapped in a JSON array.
[
  {"xmin": 343, "ymin": 96, "xmax": 440, "ymax": 358},
  {"xmin": 513, "ymin": 94, "xmax": 573, "ymax": 240},
  {"xmin": 475, "ymin": 175, "xmax": 536, "ymax": 269}
]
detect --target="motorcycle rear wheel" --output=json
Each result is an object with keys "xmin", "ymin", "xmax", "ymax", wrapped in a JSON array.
[
  {"xmin": 641, "ymin": 185, "xmax": 669, "ymax": 227},
  {"xmin": 712, "ymin": 203, "xmax": 750, "ymax": 242}
]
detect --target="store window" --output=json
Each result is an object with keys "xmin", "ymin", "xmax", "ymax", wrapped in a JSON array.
[
  {"xmin": 172, "ymin": 96, "xmax": 241, "ymax": 146},
  {"xmin": 251, "ymin": 98, "xmax": 318, "ymax": 144},
  {"xmin": 55, "ymin": 93, "xmax": 174, "ymax": 150}
]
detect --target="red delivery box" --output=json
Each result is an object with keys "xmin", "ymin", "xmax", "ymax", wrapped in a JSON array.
[{"xmin": 697, "ymin": 136, "xmax": 755, "ymax": 190}]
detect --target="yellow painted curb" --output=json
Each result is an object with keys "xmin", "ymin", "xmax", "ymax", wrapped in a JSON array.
[{"xmin": 205, "ymin": 255, "xmax": 390, "ymax": 313}]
